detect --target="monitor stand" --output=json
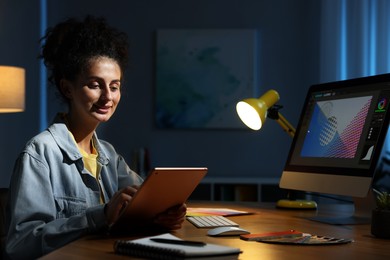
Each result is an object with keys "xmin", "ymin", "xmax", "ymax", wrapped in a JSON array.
[{"xmin": 307, "ymin": 190, "xmax": 375, "ymax": 225}]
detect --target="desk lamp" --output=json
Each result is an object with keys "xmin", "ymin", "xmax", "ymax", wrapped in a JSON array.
[
  {"xmin": 236, "ymin": 89, "xmax": 317, "ymax": 209},
  {"xmin": 0, "ymin": 66, "xmax": 25, "ymax": 112}
]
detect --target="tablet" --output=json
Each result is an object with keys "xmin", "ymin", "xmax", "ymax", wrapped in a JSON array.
[{"xmin": 120, "ymin": 167, "xmax": 207, "ymax": 223}]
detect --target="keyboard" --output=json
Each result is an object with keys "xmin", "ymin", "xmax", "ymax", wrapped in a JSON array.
[{"xmin": 186, "ymin": 215, "xmax": 239, "ymax": 228}]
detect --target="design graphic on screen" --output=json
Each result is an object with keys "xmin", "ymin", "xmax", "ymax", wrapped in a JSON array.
[
  {"xmin": 361, "ymin": 145, "xmax": 374, "ymax": 160},
  {"xmin": 376, "ymin": 97, "xmax": 387, "ymax": 112},
  {"xmin": 301, "ymin": 96, "xmax": 372, "ymax": 158}
]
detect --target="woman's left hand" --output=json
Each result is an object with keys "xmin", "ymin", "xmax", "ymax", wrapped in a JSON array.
[{"xmin": 154, "ymin": 203, "xmax": 187, "ymax": 230}]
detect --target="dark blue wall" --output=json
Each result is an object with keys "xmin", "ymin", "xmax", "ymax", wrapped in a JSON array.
[
  {"xmin": 0, "ymin": 0, "xmax": 41, "ymax": 187},
  {"xmin": 0, "ymin": 0, "xmax": 320, "ymax": 187}
]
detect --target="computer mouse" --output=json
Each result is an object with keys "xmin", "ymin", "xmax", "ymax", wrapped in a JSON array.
[{"xmin": 207, "ymin": 226, "xmax": 250, "ymax": 236}]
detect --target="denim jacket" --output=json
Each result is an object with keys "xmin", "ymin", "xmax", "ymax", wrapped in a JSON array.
[{"xmin": 4, "ymin": 114, "xmax": 143, "ymax": 259}]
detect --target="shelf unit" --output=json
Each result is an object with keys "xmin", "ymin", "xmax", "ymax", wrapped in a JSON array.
[{"xmin": 189, "ymin": 177, "xmax": 286, "ymax": 202}]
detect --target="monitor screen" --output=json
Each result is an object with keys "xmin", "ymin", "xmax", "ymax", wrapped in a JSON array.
[{"xmin": 280, "ymin": 74, "xmax": 390, "ymax": 198}]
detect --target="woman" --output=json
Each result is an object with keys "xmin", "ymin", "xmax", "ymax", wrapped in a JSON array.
[{"xmin": 4, "ymin": 16, "xmax": 186, "ymax": 259}]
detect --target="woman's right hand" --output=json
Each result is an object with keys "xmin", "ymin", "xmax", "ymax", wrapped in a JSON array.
[{"xmin": 104, "ymin": 185, "xmax": 139, "ymax": 227}]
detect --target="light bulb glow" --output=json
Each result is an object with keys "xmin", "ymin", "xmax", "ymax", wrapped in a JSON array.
[{"xmin": 236, "ymin": 101, "xmax": 263, "ymax": 130}]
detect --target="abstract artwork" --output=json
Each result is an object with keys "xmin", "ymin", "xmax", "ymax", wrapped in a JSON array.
[
  {"xmin": 155, "ymin": 29, "xmax": 257, "ymax": 129},
  {"xmin": 301, "ymin": 96, "xmax": 372, "ymax": 158}
]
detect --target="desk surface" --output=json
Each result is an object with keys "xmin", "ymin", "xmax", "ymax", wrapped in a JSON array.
[{"xmin": 40, "ymin": 202, "xmax": 390, "ymax": 259}]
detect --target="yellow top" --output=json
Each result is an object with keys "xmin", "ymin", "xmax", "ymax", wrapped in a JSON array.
[
  {"xmin": 67, "ymin": 130, "xmax": 103, "ymax": 203},
  {"xmin": 78, "ymin": 142, "xmax": 98, "ymax": 179},
  {"xmin": 67, "ymin": 130, "xmax": 98, "ymax": 176}
]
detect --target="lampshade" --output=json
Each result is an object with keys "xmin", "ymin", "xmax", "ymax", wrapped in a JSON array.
[
  {"xmin": 236, "ymin": 89, "xmax": 279, "ymax": 130},
  {"xmin": 0, "ymin": 65, "xmax": 25, "ymax": 113}
]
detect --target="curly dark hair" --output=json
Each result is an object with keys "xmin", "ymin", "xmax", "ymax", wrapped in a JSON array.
[{"xmin": 39, "ymin": 15, "xmax": 129, "ymax": 101}]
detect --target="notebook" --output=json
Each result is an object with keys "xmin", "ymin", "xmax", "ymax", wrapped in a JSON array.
[
  {"xmin": 114, "ymin": 233, "xmax": 241, "ymax": 259},
  {"xmin": 118, "ymin": 167, "xmax": 207, "ymax": 225}
]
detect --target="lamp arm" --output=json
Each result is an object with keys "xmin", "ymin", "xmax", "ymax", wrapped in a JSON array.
[
  {"xmin": 275, "ymin": 112, "xmax": 295, "ymax": 138},
  {"xmin": 267, "ymin": 105, "xmax": 296, "ymax": 138}
]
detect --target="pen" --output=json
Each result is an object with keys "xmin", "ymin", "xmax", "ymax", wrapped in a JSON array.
[{"xmin": 150, "ymin": 238, "xmax": 206, "ymax": 247}]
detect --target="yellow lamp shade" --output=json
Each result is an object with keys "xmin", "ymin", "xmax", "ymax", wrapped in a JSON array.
[
  {"xmin": 236, "ymin": 89, "xmax": 280, "ymax": 130},
  {"xmin": 0, "ymin": 65, "xmax": 25, "ymax": 113}
]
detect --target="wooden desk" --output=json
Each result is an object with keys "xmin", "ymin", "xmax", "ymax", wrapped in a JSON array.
[{"xmin": 40, "ymin": 202, "xmax": 390, "ymax": 259}]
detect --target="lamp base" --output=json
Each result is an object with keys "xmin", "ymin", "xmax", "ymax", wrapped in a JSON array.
[{"xmin": 276, "ymin": 199, "xmax": 317, "ymax": 209}]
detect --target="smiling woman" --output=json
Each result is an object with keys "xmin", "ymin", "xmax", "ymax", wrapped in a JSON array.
[
  {"xmin": 61, "ymin": 56, "xmax": 123, "ymax": 147},
  {"xmin": 3, "ymin": 16, "xmax": 187, "ymax": 259}
]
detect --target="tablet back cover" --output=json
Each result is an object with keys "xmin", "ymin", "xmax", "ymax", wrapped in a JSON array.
[{"xmin": 121, "ymin": 167, "xmax": 207, "ymax": 223}]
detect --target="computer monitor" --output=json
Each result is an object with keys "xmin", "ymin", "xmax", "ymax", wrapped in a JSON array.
[{"xmin": 279, "ymin": 73, "xmax": 390, "ymax": 224}]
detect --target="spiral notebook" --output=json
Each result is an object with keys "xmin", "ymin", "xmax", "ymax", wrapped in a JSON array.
[{"xmin": 114, "ymin": 233, "xmax": 241, "ymax": 259}]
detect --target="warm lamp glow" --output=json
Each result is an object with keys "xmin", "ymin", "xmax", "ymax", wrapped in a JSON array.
[
  {"xmin": 236, "ymin": 89, "xmax": 280, "ymax": 130},
  {"xmin": 0, "ymin": 65, "xmax": 25, "ymax": 113},
  {"xmin": 236, "ymin": 101, "xmax": 263, "ymax": 130},
  {"xmin": 236, "ymin": 89, "xmax": 295, "ymax": 137}
]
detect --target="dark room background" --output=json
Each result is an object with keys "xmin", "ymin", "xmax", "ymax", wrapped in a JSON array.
[{"xmin": 0, "ymin": 0, "xmax": 389, "ymax": 188}]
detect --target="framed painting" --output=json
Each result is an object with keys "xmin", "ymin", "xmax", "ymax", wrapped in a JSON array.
[{"xmin": 155, "ymin": 29, "xmax": 257, "ymax": 129}]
